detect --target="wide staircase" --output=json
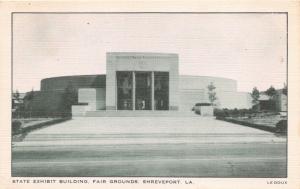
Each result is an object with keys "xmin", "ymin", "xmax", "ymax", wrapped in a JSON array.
[{"xmin": 84, "ymin": 110, "xmax": 199, "ymax": 117}]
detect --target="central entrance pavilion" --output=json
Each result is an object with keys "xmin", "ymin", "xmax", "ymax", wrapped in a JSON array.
[{"xmin": 106, "ymin": 52, "xmax": 179, "ymax": 111}]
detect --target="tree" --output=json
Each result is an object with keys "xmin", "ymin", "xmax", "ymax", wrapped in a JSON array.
[
  {"xmin": 12, "ymin": 90, "xmax": 20, "ymax": 109},
  {"xmin": 207, "ymin": 82, "xmax": 217, "ymax": 106},
  {"xmin": 265, "ymin": 86, "xmax": 277, "ymax": 111},
  {"xmin": 61, "ymin": 82, "xmax": 78, "ymax": 117},
  {"xmin": 13, "ymin": 90, "xmax": 20, "ymax": 101},
  {"xmin": 12, "ymin": 90, "xmax": 21, "ymax": 118},
  {"xmin": 265, "ymin": 86, "xmax": 277, "ymax": 100},
  {"xmin": 24, "ymin": 88, "xmax": 34, "ymax": 101},
  {"xmin": 282, "ymin": 83, "xmax": 287, "ymax": 95},
  {"xmin": 24, "ymin": 89, "xmax": 35, "ymax": 118},
  {"xmin": 251, "ymin": 87, "xmax": 260, "ymax": 110}
]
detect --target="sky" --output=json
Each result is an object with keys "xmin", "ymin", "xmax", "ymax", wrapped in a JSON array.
[{"xmin": 13, "ymin": 13, "xmax": 287, "ymax": 93}]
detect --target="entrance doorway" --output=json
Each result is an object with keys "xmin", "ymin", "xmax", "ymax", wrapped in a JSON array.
[
  {"xmin": 135, "ymin": 72, "xmax": 152, "ymax": 110},
  {"xmin": 116, "ymin": 71, "xmax": 133, "ymax": 110},
  {"xmin": 154, "ymin": 72, "xmax": 169, "ymax": 110},
  {"xmin": 116, "ymin": 71, "xmax": 169, "ymax": 110}
]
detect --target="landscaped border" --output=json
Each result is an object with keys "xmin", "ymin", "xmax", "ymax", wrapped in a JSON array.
[
  {"xmin": 12, "ymin": 117, "xmax": 71, "ymax": 136},
  {"xmin": 216, "ymin": 116, "xmax": 284, "ymax": 134}
]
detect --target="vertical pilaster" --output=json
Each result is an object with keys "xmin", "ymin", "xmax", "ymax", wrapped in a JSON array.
[{"xmin": 151, "ymin": 71, "xmax": 155, "ymax": 111}]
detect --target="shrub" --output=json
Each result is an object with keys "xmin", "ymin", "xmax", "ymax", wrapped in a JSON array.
[
  {"xmin": 223, "ymin": 108, "xmax": 230, "ymax": 117},
  {"xmin": 239, "ymin": 109, "xmax": 249, "ymax": 117},
  {"xmin": 214, "ymin": 109, "xmax": 226, "ymax": 118},
  {"xmin": 214, "ymin": 108, "xmax": 253, "ymax": 118},
  {"xmin": 232, "ymin": 108, "xmax": 239, "ymax": 117},
  {"xmin": 276, "ymin": 120, "xmax": 287, "ymax": 133},
  {"xmin": 195, "ymin": 103, "xmax": 211, "ymax": 106},
  {"xmin": 12, "ymin": 120, "xmax": 22, "ymax": 134}
]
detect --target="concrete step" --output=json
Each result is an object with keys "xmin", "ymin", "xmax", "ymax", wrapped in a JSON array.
[
  {"xmin": 84, "ymin": 110, "xmax": 199, "ymax": 117},
  {"xmin": 18, "ymin": 133, "xmax": 285, "ymax": 145}
]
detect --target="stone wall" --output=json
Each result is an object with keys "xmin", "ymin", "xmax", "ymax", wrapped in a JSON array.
[
  {"xmin": 41, "ymin": 75, "xmax": 106, "ymax": 91},
  {"xmin": 216, "ymin": 91, "xmax": 252, "ymax": 109},
  {"xmin": 179, "ymin": 76, "xmax": 252, "ymax": 110},
  {"xmin": 78, "ymin": 88, "xmax": 106, "ymax": 111},
  {"xmin": 179, "ymin": 89, "xmax": 205, "ymax": 111}
]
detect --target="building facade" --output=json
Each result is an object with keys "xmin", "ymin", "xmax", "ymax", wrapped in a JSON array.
[
  {"xmin": 69, "ymin": 52, "xmax": 252, "ymax": 116},
  {"xmin": 23, "ymin": 52, "xmax": 252, "ymax": 117}
]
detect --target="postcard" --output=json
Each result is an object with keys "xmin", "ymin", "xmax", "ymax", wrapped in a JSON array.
[{"xmin": 0, "ymin": 1, "xmax": 299, "ymax": 189}]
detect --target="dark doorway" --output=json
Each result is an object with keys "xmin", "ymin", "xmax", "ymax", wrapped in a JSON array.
[
  {"xmin": 135, "ymin": 72, "xmax": 152, "ymax": 110},
  {"xmin": 117, "ymin": 71, "xmax": 133, "ymax": 110},
  {"xmin": 154, "ymin": 72, "xmax": 169, "ymax": 110}
]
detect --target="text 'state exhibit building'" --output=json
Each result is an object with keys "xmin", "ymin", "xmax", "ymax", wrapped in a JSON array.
[{"xmin": 40, "ymin": 52, "xmax": 252, "ymax": 116}]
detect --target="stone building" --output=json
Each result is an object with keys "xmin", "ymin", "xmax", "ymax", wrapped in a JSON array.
[
  {"xmin": 25, "ymin": 52, "xmax": 253, "ymax": 117},
  {"xmin": 70, "ymin": 52, "xmax": 251, "ymax": 116}
]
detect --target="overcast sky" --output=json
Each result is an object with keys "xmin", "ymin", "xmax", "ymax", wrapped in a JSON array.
[{"xmin": 13, "ymin": 13, "xmax": 287, "ymax": 93}]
